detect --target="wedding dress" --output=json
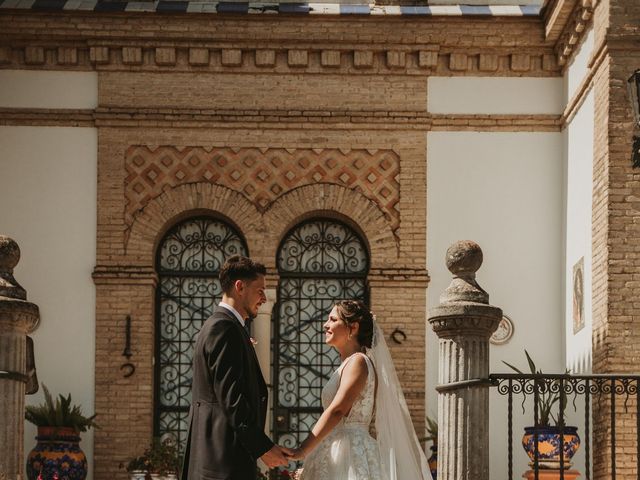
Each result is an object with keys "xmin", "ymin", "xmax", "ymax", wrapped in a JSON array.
[
  {"xmin": 299, "ymin": 352, "xmax": 385, "ymax": 480},
  {"xmin": 299, "ymin": 321, "xmax": 430, "ymax": 480}
]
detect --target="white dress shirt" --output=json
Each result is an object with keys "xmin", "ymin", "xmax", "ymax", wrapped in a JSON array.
[{"xmin": 218, "ymin": 301, "xmax": 246, "ymax": 328}]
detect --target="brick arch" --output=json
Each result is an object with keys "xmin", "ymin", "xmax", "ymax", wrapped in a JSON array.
[
  {"xmin": 262, "ymin": 183, "xmax": 399, "ymax": 269},
  {"xmin": 125, "ymin": 182, "xmax": 263, "ymax": 265}
]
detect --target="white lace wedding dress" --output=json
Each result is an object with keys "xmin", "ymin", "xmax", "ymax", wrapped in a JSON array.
[{"xmin": 299, "ymin": 352, "xmax": 386, "ymax": 480}]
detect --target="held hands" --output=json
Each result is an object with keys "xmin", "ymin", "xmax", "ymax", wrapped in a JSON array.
[
  {"xmin": 287, "ymin": 446, "xmax": 306, "ymax": 461},
  {"xmin": 260, "ymin": 444, "xmax": 295, "ymax": 468}
]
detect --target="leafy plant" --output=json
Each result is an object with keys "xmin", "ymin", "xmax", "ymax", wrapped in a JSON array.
[
  {"xmin": 25, "ymin": 384, "xmax": 98, "ymax": 432},
  {"xmin": 122, "ymin": 438, "xmax": 180, "ymax": 475},
  {"xmin": 125, "ymin": 455, "xmax": 151, "ymax": 473},
  {"xmin": 503, "ymin": 350, "xmax": 571, "ymax": 427},
  {"xmin": 425, "ymin": 416, "xmax": 438, "ymax": 443},
  {"xmin": 257, "ymin": 468, "xmax": 299, "ymax": 480}
]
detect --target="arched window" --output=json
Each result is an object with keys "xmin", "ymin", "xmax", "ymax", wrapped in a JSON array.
[
  {"xmin": 273, "ymin": 218, "xmax": 369, "ymax": 448},
  {"xmin": 155, "ymin": 216, "xmax": 248, "ymax": 448}
]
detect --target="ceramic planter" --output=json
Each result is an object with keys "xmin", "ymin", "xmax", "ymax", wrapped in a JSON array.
[
  {"xmin": 522, "ymin": 426, "xmax": 581, "ymax": 469},
  {"xmin": 26, "ymin": 426, "xmax": 88, "ymax": 480}
]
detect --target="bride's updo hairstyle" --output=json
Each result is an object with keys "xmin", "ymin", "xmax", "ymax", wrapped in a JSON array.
[{"xmin": 335, "ymin": 300, "xmax": 375, "ymax": 350}]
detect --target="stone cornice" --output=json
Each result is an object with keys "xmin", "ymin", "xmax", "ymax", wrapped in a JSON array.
[
  {"xmin": 553, "ymin": 0, "xmax": 595, "ymax": 68},
  {"xmin": 544, "ymin": 0, "xmax": 579, "ymax": 42},
  {"xmin": 0, "ymin": 107, "xmax": 562, "ymax": 131},
  {"xmin": 0, "ymin": 44, "xmax": 562, "ymax": 76},
  {"xmin": 0, "ymin": 12, "xmax": 562, "ymax": 76}
]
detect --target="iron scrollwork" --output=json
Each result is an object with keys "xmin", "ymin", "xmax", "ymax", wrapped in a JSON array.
[
  {"xmin": 274, "ymin": 219, "xmax": 369, "ymax": 449},
  {"xmin": 155, "ymin": 217, "xmax": 247, "ymax": 451}
]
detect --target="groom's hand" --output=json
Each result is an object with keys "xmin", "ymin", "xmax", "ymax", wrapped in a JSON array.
[{"xmin": 260, "ymin": 445, "xmax": 291, "ymax": 468}]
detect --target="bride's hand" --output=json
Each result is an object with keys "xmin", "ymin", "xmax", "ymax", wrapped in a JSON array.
[{"xmin": 288, "ymin": 447, "xmax": 306, "ymax": 461}]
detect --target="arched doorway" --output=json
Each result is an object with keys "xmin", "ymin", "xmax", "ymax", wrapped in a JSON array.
[
  {"xmin": 273, "ymin": 218, "xmax": 369, "ymax": 447},
  {"xmin": 154, "ymin": 216, "xmax": 248, "ymax": 448}
]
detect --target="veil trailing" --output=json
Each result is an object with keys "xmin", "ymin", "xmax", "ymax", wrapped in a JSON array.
[{"xmin": 369, "ymin": 319, "xmax": 431, "ymax": 480}]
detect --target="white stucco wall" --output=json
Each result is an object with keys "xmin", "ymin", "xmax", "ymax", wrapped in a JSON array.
[
  {"xmin": 427, "ymin": 75, "xmax": 565, "ymax": 479},
  {"xmin": 428, "ymin": 77, "xmax": 564, "ymax": 115},
  {"xmin": 0, "ymin": 70, "xmax": 98, "ymax": 109},
  {"xmin": 565, "ymin": 27, "xmax": 594, "ymax": 105},
  {"xmin": 426, "ymin": 130, "xmax": 564, "ymax": 478},
  {"xmin": 0, "ymin": 70, "xmax": 98, "ymax": 479},
  {"xmin": 564, "ymin": 32, "xmax": 595, "ymax": 374}
]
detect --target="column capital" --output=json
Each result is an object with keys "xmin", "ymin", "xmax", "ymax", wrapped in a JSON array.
[
  {"xmin": 0, "ymin": 235, "xmax": 40, "ymax": 334},
  {"xmin": 428, "ymin": 240, "xmax": 502, "ymax": 338}
]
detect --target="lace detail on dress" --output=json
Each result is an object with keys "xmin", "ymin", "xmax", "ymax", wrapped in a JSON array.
[{"xmin": 300, "ymin": 353, "xmax": 386, "ymax": 480}]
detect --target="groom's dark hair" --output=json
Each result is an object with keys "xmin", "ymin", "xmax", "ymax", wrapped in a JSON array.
[{"xmin": 219, "ymin": 255, "xmax": 267, "ymax": 294}]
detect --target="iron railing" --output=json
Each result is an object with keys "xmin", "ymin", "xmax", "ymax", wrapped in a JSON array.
[{"xmin": 489, "ymin": 373, "xmax": 640, "ymax": 480}]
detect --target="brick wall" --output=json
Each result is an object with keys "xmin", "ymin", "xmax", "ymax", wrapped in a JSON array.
[
  {"xmin": 0, "ymin": 7, "xmax": 579, "ymax": 479},
  {"xmin": 591, "ymin": 0, "xmax": 640, "ymax": 478},
  {"xmin": 92, "ymin": 118, "xmax": 428, "ymax": 477}
]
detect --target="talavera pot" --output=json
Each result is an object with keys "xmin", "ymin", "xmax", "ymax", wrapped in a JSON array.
[
  {"xmin": 26, "ymin": 426, "xmax": 88, "ymax": 480},
  {"xmin": 522, "ymin": 426, "xmax": 581, "ymax": 469}
]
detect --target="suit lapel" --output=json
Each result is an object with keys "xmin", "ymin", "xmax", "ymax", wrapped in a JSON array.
[{"xmin": 215, "ymin": 306, "xmax": 267, "ymax": 387}]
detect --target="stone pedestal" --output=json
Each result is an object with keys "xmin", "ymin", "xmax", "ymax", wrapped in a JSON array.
[
  {"xmin": 428, "ymin": 240, "xmax": 502, "ymax": 480},
  {"xmin": 0, "ymin": 236, "xmax": 40, "ymax": 480}
]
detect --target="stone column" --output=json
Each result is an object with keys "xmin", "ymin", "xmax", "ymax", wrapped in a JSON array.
[
  {"xmin": 0, "ymin": 236, "xmax": 40, "ymax": 480},
  {"xmin": 428, "ymin": 240, "xmax": 502, "ymax": 480}
]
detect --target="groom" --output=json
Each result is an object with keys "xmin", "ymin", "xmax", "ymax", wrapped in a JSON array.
[{"xmin": 181, "ymin": 255, "xmax": 291, "ymax": 480}]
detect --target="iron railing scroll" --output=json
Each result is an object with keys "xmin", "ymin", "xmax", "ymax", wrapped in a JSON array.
[{"xmin": 489, "ymin": 373, "xmax": 640, "ymax": 480}]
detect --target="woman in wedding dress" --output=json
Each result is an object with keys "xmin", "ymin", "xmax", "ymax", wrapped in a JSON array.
[{"xmin": 289, "ymin": 300, "xmax": 430, "ymax": 480}]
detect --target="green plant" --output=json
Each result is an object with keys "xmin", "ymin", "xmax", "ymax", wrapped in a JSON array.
[
  {"xmin": 24, "ymin": 383, "xmax": 98, "ymax": 432},
  {"xmin": 125, "ymin": 455, "xmax": 151, "ymax": 472},
  {"xmin": 503, "ymin": 350, "xmax": 571, "ymax": 427},
  {"xmin": 425, "ymin": 416, "xmax": 438, "ymax": 443},
  {"xmin": 257, "ymin": 467, "xmax": 299, "ymax": 480},
  {"xmin": 123, "ymin": 438, "xmax": 180, "ymax": 475}
]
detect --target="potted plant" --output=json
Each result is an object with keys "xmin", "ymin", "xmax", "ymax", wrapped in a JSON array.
[
  {"xmin": 424, "ymin": 416, "xmax": 438, "ymax": 479},
  {"xmin": 25, "ymin": 384, "xmax": 98, "ymax": 480},
  {"xmin": 257, "ymin": 466, "xmax": 300, "ymax": 480},
  {"xmin": 503, "ymin": 351, "xmax": 580, "ymax": 470},
  {"xmin": 123, "ymin": 438, "xmax": 180, "ymax": 480}
]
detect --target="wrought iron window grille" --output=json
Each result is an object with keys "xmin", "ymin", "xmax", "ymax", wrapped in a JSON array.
[
  {"xmin": 154, "ymin": 216, "xmax": 248, "ymax": 451},
  {"xmin": 272, "ymin": 218, "xmax": 370, "ymax": 450}
]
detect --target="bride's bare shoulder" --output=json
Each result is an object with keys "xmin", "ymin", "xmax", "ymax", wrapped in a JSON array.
[{"xmin": 342, "ymin": 353, "xmax": 368, "ymax": 378}]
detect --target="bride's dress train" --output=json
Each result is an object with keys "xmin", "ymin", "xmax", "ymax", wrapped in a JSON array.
[{"xmin": 299, "ymin": 353, "xmax": 385, "ymax": 480}]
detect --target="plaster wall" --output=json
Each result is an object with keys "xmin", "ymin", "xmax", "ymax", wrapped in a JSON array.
[
  {"xmin": 563, "ymin": 32, "xmax": 595, "ymax": 374},
  {"xmin": 0, "ymin": 70, "xmax": 98, "ymax": 109},
  {"xmin": 426, "ymin": 77, "xmax": 564, "ymax": 475},
  {"xmin": 428, "ymin": 77, "xmax": 564, "ymax": 114},
  {"xmin": 565, "ymin": 28, "xmax": 594, "ymax": 104},
  {"xmin": 0, "ymin": 70, "xmax": 97, "ymax": 479}
]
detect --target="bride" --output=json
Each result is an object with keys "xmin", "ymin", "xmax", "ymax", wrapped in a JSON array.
[{"xmin": 289, "ymin": 300, "xmax": 430, "ymax": 480}]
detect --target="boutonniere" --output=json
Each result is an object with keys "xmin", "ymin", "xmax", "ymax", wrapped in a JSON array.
[{"xmin": 249, "ymin": 337, "xmax": 258, "ymax": 348}]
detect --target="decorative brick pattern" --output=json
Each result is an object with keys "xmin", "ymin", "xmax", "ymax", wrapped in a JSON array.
[{"xmin": 124, "ymin": 146, "xmax": 401, "ymax": 237}]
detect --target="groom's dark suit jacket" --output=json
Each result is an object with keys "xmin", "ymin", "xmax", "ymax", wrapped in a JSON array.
[{"xmin": 181, "ymin": 306, "xmax": 273, "ymax": 480}]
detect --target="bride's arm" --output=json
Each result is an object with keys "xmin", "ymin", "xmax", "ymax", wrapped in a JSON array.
[{"xmin": 292, "ymin": 354, "xmax": 368, "ymax": 459}]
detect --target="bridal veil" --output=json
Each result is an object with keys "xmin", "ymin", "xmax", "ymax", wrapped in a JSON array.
[{"xmin": 369, "ymin": 320, "xmax": 431, "ymax": 480}]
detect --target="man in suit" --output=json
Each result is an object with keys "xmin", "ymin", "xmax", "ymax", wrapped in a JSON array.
[{"xmin": 181, "ymin": 255, "xmax": 291, "ymax": 480}]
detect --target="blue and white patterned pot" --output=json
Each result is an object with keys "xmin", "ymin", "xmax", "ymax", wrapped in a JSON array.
[{"xmin": 522, "ymin": 426, "xmax": 580, "ymax": 469}]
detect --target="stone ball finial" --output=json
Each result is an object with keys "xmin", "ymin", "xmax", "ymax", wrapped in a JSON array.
[
  {"xmin": 445, "ymin": 240, "xmax": 483, "ymax": 276},
  {"xmin": 0, "ymin": 235, "xmax": 27, "ymax": 300},
  {"xmin": 0, "ymin": 235, "xmax": 21, "ymax": 273}
]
